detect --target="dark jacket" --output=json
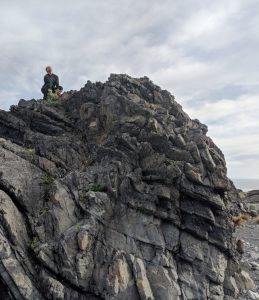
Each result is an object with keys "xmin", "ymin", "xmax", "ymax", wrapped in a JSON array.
[{"xmin": 43, "ymin": 73, "xmax": 59, "ymax": 89}]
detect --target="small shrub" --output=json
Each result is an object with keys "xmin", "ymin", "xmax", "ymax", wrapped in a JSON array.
[
  {"xmin": 42, "ymin": 173, "xmax": 55, "ymax": 187},
  {"xmin": 250, "ymin": 204, "xmax": 256, "ymax": 211},
  {"xmin": 232, "ymin": 214, "xmax": 250, "ymax": 226},
  {"xmin": 91, "ymin": 184, "xmax": 107, "ymax": 192},
  {"xmin": 44, "ymin": 89, "xmax": 59, "ymax": 106},
  {"xmin": 42, "ymin": 173, "xmax": 56, "ymax": 197},
  {"xmin": 30, "ymin": 237, "xmax": 40, "ymax": 250},
  {"xmin": 85, "ymin": 184, "xmax": 107, "ymax": 193},
  {"xmin": 75, "ymin": 223, "xmax": 81, "ymax": 231},
  {"xmin": 79, "ymin": 195, "xmax": 86, "ymax": 202},
  {"xmin": 25, "ymin": 148, "xmax": 35, "ymax": 155}
]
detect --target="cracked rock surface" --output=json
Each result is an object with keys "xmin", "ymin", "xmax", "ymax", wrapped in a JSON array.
[{"xmin": 0, "ymin": 74, "xmax": 244, "ymax": 299}]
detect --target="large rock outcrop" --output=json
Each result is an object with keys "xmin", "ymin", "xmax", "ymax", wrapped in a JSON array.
[{"xmin": 0, "ymin": 74, "xmax": 244, "ymax": 299}]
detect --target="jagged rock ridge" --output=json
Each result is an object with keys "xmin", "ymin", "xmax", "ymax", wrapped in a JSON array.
[{"xmin": 0, "ymin": 74, "xmax": 243, "ymax": 299}]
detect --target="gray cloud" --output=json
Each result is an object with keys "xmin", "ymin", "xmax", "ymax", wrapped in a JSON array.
[{"xmin": 0, "ymin": 0, "xmax": 259, "ymax": 179}]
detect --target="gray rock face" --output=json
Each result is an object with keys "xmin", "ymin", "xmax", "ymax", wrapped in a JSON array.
[
  {"xmin": 244, "ymin": 190, "xmax": 259, "ymax": 204},
  {"xmin": 0, "ymin": 74, "xmax": 243, "ymax": 299}
]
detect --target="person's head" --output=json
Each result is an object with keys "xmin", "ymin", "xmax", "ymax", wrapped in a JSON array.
[{"xmin": 46, "ymin": 66, "xmax": 53, "ymax": 75}]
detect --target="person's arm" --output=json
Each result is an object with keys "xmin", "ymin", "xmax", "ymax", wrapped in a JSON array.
[{"xmin": 44, "ymin": 74, "xmax": 50, "ymax": 84}]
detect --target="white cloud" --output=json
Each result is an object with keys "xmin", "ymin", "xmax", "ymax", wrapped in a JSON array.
[
  {"xmin": 184, "ymin": 93, "xmax": 259, "ymax": 179},
  {"xmin": 227, "ymin": 159, "xmax": 259, "ymax": 180},
  {"xmin": 185, "ymin": 94, "xmax": 259, "ymax": 123}
]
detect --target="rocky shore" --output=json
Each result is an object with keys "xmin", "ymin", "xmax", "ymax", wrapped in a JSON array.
[{"xmin": 237, "ymin": 190, "xmax": 259, "ymax": 300}]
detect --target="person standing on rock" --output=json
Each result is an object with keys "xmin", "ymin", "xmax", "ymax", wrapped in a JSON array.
[{"xmin": 41, "ymin": 66, "xmax": 63, "ymax": 99}]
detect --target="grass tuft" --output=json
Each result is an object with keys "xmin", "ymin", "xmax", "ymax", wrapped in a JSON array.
[
  {"xmin": 85, "ymin": 184, "xmax": 107, "ymax": 193},
  {"xmin": 30, "ymin": 237, "xmax": 40, "ymax": 250},
  {"xmin": 44, "ymin": 89, "xmax": 60, "ymax": 106},
  {"xmin": 42, "ymin": 173, "xmax": 56, "ymax": 198},
  {"xmin": 25, "ymin": 148, "xmax": 35, "ymax": 155}
]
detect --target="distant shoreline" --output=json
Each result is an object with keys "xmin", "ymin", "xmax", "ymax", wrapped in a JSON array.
[{"xmin": 232, "ymin": 178, "xmax": 259, "ymax": 192}]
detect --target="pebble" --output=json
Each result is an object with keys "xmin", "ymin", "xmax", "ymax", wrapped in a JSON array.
[
  {"xmin": 248, "ymin": 290, "xmax": 259, "ymax": 299},
  {"xmin": 250, "ymin": 262, "xmax": 259, "ymax": 270}
]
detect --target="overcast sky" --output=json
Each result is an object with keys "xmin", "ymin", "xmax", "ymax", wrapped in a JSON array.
[{"xmin": 0, "ymin": 0, "xmax": 258, "ymax": 180}]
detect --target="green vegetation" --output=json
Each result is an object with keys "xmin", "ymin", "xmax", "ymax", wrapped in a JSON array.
[
  {"xmin": 85, "ymin": 183, "xmax": 107, "ymax": 193},
  {"xmin": 44, "ymin": 89, "xmax": 59, "ymax": 106},
  {"xmin": 75, "ymin": 223, "xmax": 81, "ymax": 231},
  {"xmin": 42, "ymin": 173, "xmax": 55, "ymax": 187},
  {"xmin": 78, "ymin": 184, "xmax": 107, "ymax": 203},
  {"xmin": 250, "ymin": 204, "xmax": 256, "ymax": 211},
  {"xmin": 79, "ymin": 195, "xmax": 86, "ymax": 202},
  {"xmin": 42, "ymin": 173, "xmax": 56, "ymax": 196},
  {"xmin": 25, "ymin": 148, "xmax": 35, "ymax": 155},
  {"xmin": 30, "ymin": 237, "xmax": 40, "ymax": 250}
]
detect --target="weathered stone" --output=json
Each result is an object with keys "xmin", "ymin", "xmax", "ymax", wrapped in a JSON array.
[
  {"xmin": 185, "ymin": 163, "xmax": 203, "ymax": 184},
  {"xmin": 235, "ymin": 270, "xmax": 256, "ymax": 292},
  {"xmin": 130, "ymin": 256, "xmax": 155, "ymax": 300},
  {"xmin": 200, "ymin": 145, "xmax": 216, "ymax": 171},
  {"xmin": 0, "ymin": 138, "xmax": 6, "ymax": 145},
  {"xmin": 0, "ymin": 74, "xmax": 242, "ymax": 299},
  {"xmin": 77, "ymin": 231, "xmax": 91, "ymax": 251},
  {"xmin": 247, "ymin": 290, "xmax": 259, "ymax": 300},
  {"xmin": 106, "ymin": 252, "xmax": 137, "ymax": 300},
  {"xmin": 147, "ymin": 264, "xmax": 181, "ymax": 300},
  {"xmin": 223, "ymin": 276, "xmax": 239, "ymax": 298}
]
